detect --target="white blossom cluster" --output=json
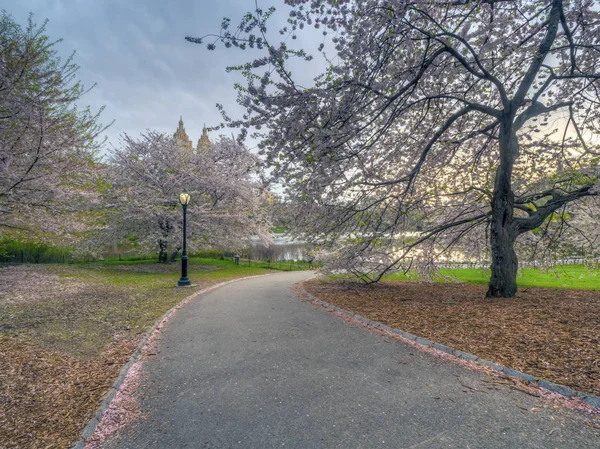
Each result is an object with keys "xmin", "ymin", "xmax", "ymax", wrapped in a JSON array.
[
  {"xmin": 94, "ymin": 132, "xmax": 272, "ymax": 260},
  {"xmin": 0, "ymin": 12, "xmax": 107, "ymax": 238}
]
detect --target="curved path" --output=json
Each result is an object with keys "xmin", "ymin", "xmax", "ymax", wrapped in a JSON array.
[{"xmin": 103, "ymin": 271, "xmax": 598, "ymax": 448}]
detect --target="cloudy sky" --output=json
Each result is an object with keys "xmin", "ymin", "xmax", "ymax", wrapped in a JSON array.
[{"xmin": 4, "ymin": 0, "xmax": 317, "ymax": 154}]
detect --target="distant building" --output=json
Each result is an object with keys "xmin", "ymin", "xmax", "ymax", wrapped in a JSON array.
[
  {"xmin": 173, "ymin": 116, "xmax": 211, "ymax": 153},
  {"xmin": 197, "ymin": 124, "xmax": 211, "ymax": 153}
]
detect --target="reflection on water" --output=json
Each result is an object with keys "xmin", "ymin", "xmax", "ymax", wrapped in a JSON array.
[{"xmin": 247, "ymin": 235, "xmax": 308, "ymax": 261}]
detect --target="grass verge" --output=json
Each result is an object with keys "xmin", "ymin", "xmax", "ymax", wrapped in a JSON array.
[
  {"xmin": 0, "ymin": 258, "xmax": 282, "ymax": 449},
  {"xmin": 386, "ymin": 264, "xmax": 600, "ymax": 290}
]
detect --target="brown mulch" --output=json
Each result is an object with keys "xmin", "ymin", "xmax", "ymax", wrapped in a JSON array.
[
  {"xmin": 303, "ymin": 279, "xmax": 600, "ymax": 397},
  {"xmin": 0, "ymin": 337, "xmax": 137, "ymax": 449}
]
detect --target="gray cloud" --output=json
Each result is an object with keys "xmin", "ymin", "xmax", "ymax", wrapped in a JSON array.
[{"xmin": 5, "ymin": 0, "xmax": 326, "ymax": 155}]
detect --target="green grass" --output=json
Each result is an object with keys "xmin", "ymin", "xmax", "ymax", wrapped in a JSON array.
[
  {"xmin": 97, "ymin": 255, "xmax": 311, "ymax": 271},
  {"xmin": 91, "ymin": 256, "xmax": 154, "ymax": 265},
  {"xmin": 0, "ymin": 237, "xmax": 74, "ymax": 263},
  {"xmin": 386, "ymin": 264, "xmax": 600, "ymax": 290},
  {"xmin": 233, "ymin": 258, "xmax": 311, "ymax": 272}
]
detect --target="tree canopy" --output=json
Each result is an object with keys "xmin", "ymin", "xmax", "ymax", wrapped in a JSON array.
[
  {"xmin": 191, "ymin": 0, "xmax": 600, "ymax": 297},
  {"xmin": 0, "ymin": 12, "xmax": 107, "ymax": 236},
  {"xmin": 0, "ymin": 12, "xmax": 277, "ymax": 262},
  {"xmin": 100, "ymin": 131, "xmax": 271, "ymax": 262}
]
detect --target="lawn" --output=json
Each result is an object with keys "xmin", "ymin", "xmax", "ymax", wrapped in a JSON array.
[
  {"xmin": 0, "ymin": 257, "xmax": 296, "ymax": 449},
  {"xmin": 386, "ymin": 264, "xmax": 600, "ymax": 290}
]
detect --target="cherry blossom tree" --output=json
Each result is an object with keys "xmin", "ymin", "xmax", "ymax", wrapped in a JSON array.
[
  {"xmin": 0, "ymin": 12, "xmax": 107, "ymax": 236},
  {"xmin": 103, "ymin": 131, "xmax": 270, "ymax": 262},
  {"xmin": 189, "ymin": 0, "xmax": 600, "ymax": 297}
]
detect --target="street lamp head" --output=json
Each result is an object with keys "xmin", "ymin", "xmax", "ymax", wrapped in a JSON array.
[{"xmin": 179, "ymin": 191, "xmax": 191, "ymax": 206}]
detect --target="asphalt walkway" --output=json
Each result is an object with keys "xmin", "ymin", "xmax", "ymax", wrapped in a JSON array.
[{"xmin": 102, "ymin": 271, "xmax": 599, "ymax": 448}]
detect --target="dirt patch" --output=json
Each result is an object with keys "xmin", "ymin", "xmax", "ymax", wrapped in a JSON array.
[
  {"xmin": 0, "ymin": 336, "xmax": 136, "ymax": 449},
  {"xmin": 303, "ymin": 279, "xmax": 600, "ymax": 397}
]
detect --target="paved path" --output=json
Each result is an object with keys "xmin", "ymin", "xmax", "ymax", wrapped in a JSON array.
[{"xmin": 103, "ymin": 272, "xmax": 599, "ymax": 449}]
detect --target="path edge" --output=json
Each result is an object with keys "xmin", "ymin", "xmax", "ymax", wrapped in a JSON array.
[
  {"xmin": 299, "ymin": 286, "xmax": 600, "ymax": 411},
  {"xmin": 70, "ymin": 273, "xmax": 276, "ymax": 449}
]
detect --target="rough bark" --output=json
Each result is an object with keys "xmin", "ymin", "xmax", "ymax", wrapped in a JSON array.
[{"xmin": 487, "ymin": 121, "xmax": 519, "ymax": 298}]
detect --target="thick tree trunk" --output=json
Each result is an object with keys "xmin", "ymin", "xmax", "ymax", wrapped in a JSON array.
[
  {"xmin": 487, "ymin": 211, "xmax": 518, "ymax": 297},
  {"xmin": 487, "ymin": 122, "xmax": 519, "ymax": 298}
]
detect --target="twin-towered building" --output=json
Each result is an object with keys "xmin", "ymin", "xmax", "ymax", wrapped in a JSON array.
[{"xmin": 174, "ymin": 116, "xmax": 211, "ymax": 153}]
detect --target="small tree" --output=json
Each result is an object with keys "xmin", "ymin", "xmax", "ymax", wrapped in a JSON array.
[
  {"xmin": 104, "ymin": 131, "xmax": 270, "ymax": 262},
  {"xmin": 0, "ymin": 12, "xmax": 107, "ymax": 235},
  {"xmin": 189, "ymin": 0, "xmax": 600, "ymax": 297}
]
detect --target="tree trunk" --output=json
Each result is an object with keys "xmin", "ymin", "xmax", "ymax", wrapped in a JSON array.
[
  {"xmin": 169, "ymin": 246, "xmax": 181, "ymax": 262},
  {"xmin": 487, "ymin": 212, "xmax": 518, "ymax": 298},
  {"xmin": 158, "ymin": 239, "xmax": 168, "ymax": 263},
  {"xmin": 157, "ymin": 217, "xmax": 172, "ymax": 264},
  {"xmin": 487, "ymin": 122, "xmax": 519, "ymax": 298}
]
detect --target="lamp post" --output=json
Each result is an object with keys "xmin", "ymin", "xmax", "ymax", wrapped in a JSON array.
[{"xmin": 177, "ymin": 191, "xmax": 191, "ymax": 287}]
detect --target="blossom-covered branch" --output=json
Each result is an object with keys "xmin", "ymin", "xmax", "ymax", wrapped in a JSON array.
[{"xmin": 191, "ymin": 0, "xmax": 600, "ymax": 297}]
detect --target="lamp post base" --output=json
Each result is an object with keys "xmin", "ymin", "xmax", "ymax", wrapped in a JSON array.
[
  {"xmin": 177, "ymin": 278, "xmax": 192, "ymax": 287},
  {"xmin": 178, "ymin": 252, "xmax": 190, "ymax": 287}
]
